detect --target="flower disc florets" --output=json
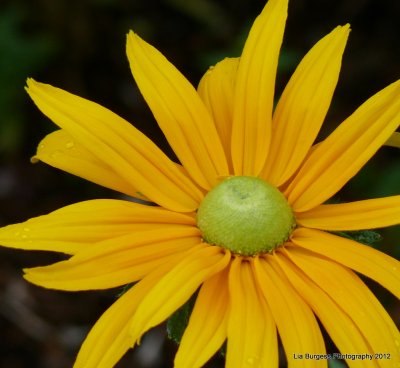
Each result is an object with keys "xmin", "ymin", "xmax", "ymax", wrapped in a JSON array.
[{"xmin": 197, "ymin": 176, "xmax": 295, "ymax": 256}]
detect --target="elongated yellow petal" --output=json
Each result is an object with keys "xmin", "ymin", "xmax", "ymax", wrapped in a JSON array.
[
  {"xmin": 285, "ymin": 246, "xmax": 400, "ymax": 364},
  {"xmin": 74, "ymin": 257, "xmax": 181, "ymax": 368},
  {"xmin": 33, "ymin": 129, "xmax": 148, "ymax": 200},
  {"xmin": 26, "ymin": 79, "xmax": 202, "ymax": 212},
  {"xmin": 291, "ymin": 228, "xmax": 400, "ymax": 299},
  {"xmin": 226, "ymin": 258, "xmax": 278, "ymax": 368},
  {"xmin": 126, "ymin": 32, "xmax": 228, "ymax": 189},
  {"xmin": 24, "ymin": 226, "xmax": 200, "ymax": 290},
  {"xmin": 75, "ymin": 284, "xmax": 143, "ymax": 368},
  {"xmin": 231, "ymin": 0, "xmax": 288, "ymax": 176},
  {"xmin": 0, "ymin": 199, "xmax": 195, "ymax": 255},
  {"xmin": 262, "ymin": 25, "xmax": 350, "ymax": 185},
  {"xmin": 385, "ymin": 131, "xmax": 400, "ymax": 148},
  {"xmin": 286, "ymin": 80, "xmax": 400, "ymax": 212},
  {"xmin": 129, "ymin": 245, "xmax": 230, "ymax": 343},
  {"xmin": 198, "ymin": 57, "xmax": 239, "ymax": 173},
  {"xmin": 296, "ymin": 195, "xmax": 400, "ymax": 230},
  {"xmin": 273, "ymin": 252, "xmax": 378, "ymax": 368},
  {"xmin": 175, "ymin": 268, "xmax": 229, "ymax": 368},
  {"xmin": 254, "ymin": 257, "xmax": 326, "ymax": 367}
]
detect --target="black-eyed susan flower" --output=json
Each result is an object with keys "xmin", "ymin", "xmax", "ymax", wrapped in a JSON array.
[{"xmin": 1, "ymin": 0, "xmax": 400, "ymax": 366}]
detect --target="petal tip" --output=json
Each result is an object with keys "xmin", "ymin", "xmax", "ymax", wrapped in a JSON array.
[
  {"xmin": 338, "ymin": 23, "xmax": 351, "ymax": 36},
  {"xmin": 30, "ymin": 155, "xmax": 40, "ymax": 164},
  {"xmin": 126, "ymin": 30, "xmax": 135, "ymax": 40}
]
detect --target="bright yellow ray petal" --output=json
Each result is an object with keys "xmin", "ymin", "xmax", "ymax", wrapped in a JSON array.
[
  {"xmin": 273, "ymin": 252, "xmax": 379, "ymax": 368},
  {"xmin": 126, "ymin": 32, "xmax": 228, "ymax": 190},
  {"xmin": 74, "ymin": 257, "xmax": 181, "ymax": 368},
  {"xmin": 26, "ymin": 79, "xmax": 202, "ymax": 212},
  {"xmin": 74, "ymin": 283, "xmax": 144, "ymax": 368},
  {"xmin": 0, "ymin": 199, "xmax": 195, "ymax": 255},
  {"xmin": 129, "ymin": 244, "xmax": 230, "ymax": 343},
  {"xmin": 231, "ymin": 0, "xmax": 288, "ymax": 176},
  {"xmin": 385, "ymin": 131, "xmax": 400, "ymax": 148},
  {"xmin": 198, "ymin": 57, "xmax": 239, "ymax": 173},
  {"xmin": 286, "ymin": 80, "xmax": 400, "ymax": 212},
  {"xmin": 262, "ymin": 25, "xmax": 350, "ymax": 185},
  {"xmin": 175, "ymin": 268, "xmax": 229, "ymax": 368},
  {"xmin": 296, "ymin": 195, "xmax": 400, "ymax": 230},
  {"xmin": 291, "ymin": 228, "xmax": 400, "ymax": 299},
  {"xmin": 226, "ymin": 258, "xmax": 278, "ymax": 368},
  {"xmin": 33, "ymin": 129, "xmax": 148, "ymax": 200},
  {"xmin": 285, "ymin": 246, "xmax": 400, "ymax": 364},
  {"xmin": 254, "ymin": 257, "xmax": 326, "ymax": 367},
  {"xmin": 23, "ymin": 226, "xmax": 200, "ymax": 290}
]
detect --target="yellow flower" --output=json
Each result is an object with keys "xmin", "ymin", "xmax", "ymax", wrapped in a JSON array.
[{"xmin": 1, "ymin": 0, "xmax": 400, "ymax": 366}]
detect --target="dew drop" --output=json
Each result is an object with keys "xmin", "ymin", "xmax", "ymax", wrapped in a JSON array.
[
  {"xmin": 21, "ymin": 234, "xmax": 28, "ymax": 239},
  {"xmin": 39, "ymin": 144, "xmax": 45, "ymax": 150},
  {"xmin": 50, "ymin": 150, "xmax": 61, "ymax": 158},
  {"xmin": 14, "ymin": 231, "xmax": 20, "ymax": 237},
  {"xmin": 392, "ymin": 266, "xmax": 398, "ymax": 272},
  {"xmin": 23, "ymin": 227, "xmax": 30, "ymax": 232},
  {"xmin": 65, "ymin": 141, "xmax": 74, "ymax": 149},
  {"xmin": 246, "ymin": 356, "xmax": 258, "ymax": 366}
]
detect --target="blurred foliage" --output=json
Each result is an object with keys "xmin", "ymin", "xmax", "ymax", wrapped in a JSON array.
[
  {"xmin": 335, "ymin": 230, "xmax": 382, "ymax": 247},
  {"xmin": 166, "ymin": 293, "xmax": 196, "ymax": 345},
  {"xmin": 0, "ymin": 6, "xmax": 56, "ymax": 157}
]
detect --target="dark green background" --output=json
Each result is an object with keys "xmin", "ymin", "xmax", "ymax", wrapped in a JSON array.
[{"xmin": 0, "ymin": 0, "xmax": 398, "ymax": 367}]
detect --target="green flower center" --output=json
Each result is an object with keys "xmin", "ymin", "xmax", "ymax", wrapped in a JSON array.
[{"xmin": 196, "ymin": 176, "xmax": 295, "ymax": 256}]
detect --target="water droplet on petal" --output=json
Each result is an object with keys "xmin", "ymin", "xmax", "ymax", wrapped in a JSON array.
[
  {"xmin": 50, "ymin": 150, "xmax": 61, "ymax": 158},
  {"xmin": 246, "ymin": 356, "xmax": 258, "ymax": 366},
  {"xmin": 65, "ymin": 141, "xmax": 74, "ymax": 149}
]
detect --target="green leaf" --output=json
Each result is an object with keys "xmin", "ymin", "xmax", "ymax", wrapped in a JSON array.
[
  {"xmin": 334, "ymin": 229, "xmax": 382, "ymax": 247},
  {"xmin": 166, "ymin": 293, "xmax": 196, "ymax": 344}
]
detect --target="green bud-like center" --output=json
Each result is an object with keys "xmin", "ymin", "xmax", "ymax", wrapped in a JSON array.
[{"xmin": 196, "ymin": 176, "xmax": 295, "ymax": 256}]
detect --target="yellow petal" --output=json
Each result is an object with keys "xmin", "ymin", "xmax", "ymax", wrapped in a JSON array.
[
  {"xmin": 296, "ymin": 195, "xmax": 400, "ymax": 230},
  {"xmin": 0, "ymin": 199, "xmax": 195, "ymax": 254},
  {"xmin": 33, "ymin": 129, "xmax": 148, "ymax": 200},
  {"xmin": 231, "ymin": 0, "xmax": 288, "ymax": 176},
  {"xmin": 226, "ymin": 258, "xmax": 278, "ymax": 368},
  {"xmin": 74, "ymin": 257, "xmax": 180, "ymax": 368},
  {"xmin": 254, "ymin": 256, "xmax": 326, "ymax": 367},
  {"xmin": 273, "ymin": 252, "xmax": 378, "ymax": 368},
  {"xmin": 26, "ymin": 79, "xmax": 202, "ymax": 212},
  {"xmin": 285, "ymin": 246, "xmax": 400, "ymax": 363},
  {"xmin": 291, "ymin": 228, "xmax": 400, "ymax": 299},
  {"xmin": 75, "ymin": 285, "xmax": 142, "ymax": 368},
  {"xmin": 198, "ymin": 57, "xmax": 239, "ymax": 173},
  {"xmin": 129, "ymin": 244, "xmax": 230, "ymax": 343},
  {"xmin": 24, "ymin": 226, "xmax": 200, "ymax": 290},
  {"xmin": 385, "ymin": 131, "xmax": 400, "ymax": 148},
  {"xmin": 262, "ymin": 25, "xmax": 350, "ymax": 185},
  {"xmin": 286, "ymin": 79, "xmax": 400, "ymax": 212},
  {"xmin": 175, "ymin": 268, "xmax": 229, "ymax": 368},
  {"xmin": 126, "ymin": 32, "xmax": 228, "ymax": 189}
]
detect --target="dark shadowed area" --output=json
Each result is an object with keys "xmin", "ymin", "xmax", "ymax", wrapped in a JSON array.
[{"xmin": 0, "ymin": 0, "xmax": 399, "ymax": 367}]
